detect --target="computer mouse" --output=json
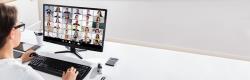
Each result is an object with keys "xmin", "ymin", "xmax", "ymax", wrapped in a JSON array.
[
  {"xmin": 100, "ymin": 76, "xmax": 106, "ymax": 80},
  {"xmin": 29, "ymin": 52, "xmax": 38, "ymax": 57}
]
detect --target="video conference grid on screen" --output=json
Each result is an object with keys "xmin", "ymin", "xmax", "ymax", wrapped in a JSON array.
[{"xmin": 44, "ymin": 5, "xmax": 106, "ymax": 46}]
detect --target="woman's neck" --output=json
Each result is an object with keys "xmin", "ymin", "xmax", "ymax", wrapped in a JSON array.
[{"xmin": 0, "ymin": 44, "xmax": 13, "ymax": 59}]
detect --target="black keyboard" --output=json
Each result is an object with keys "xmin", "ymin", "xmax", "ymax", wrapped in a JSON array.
[{"xmin": 28, "ymin": 55, "xmax": 91, "ymax": 80}]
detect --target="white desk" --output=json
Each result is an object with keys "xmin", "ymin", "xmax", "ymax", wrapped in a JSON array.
[{"xmin": 22, "ymin": 30, "xmax": 250, "ymax": 80}]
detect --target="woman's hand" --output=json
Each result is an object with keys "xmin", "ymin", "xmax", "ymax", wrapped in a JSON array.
[
  {"xmin": 20, "ymin": 49, "xmax": 34, "ymax": 63},
  {"xmin": 62, "ymin": 67, "xmax": 79, "ymax": 80}
]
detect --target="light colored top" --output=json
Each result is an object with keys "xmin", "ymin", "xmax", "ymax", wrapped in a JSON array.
[{"xmin": 0, "ymin": 58, "xmax": 45, "ymax": 80}]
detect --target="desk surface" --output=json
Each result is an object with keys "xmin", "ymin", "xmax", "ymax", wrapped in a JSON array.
[{"xmin": 21, "ymin": 30, "xmax": 250, "ymax": 80}]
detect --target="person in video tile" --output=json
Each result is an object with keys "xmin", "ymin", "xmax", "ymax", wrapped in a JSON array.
[
  {"xmin": 65, "ymin": 15, "xmax": 69, "ymax": 20},
  {"xmin": 55, "ymin": 23, "xmax": 60, "ymax": 38},
  {"xmin": 75, "ymin": 9, "xmax": 80, "ymax": 14},
  {"xmin": 73, "ymin": 20, "xmax": 80, "ymax": 26},
  {"xmin": 97, "ymin": 10, "xmax": 103, "ymax": 17},
  {"xmin": 95, "ymin": 22, "xmax": 100, "ymax": 29},
  {"xmin": 55, "ymin": 12, "xmax": 60, "ymax": 18},
  {"xmin": 46, "ymin": 8, "xmax": 52, "ymax": 16},
  {"xmin": 74, "ymin": 14, "xmax": 79, "ymax": 20},
  {"xmin": 46, "ymin": 6, "xmax": 52, "ymax": 13},
  {"xmin": 64, "ymin": 8, "xmax": 70, "ymax": 13},
  {"xmin": 55, "ymin": 6, "xmax": 61, "ymax": 12},
  {"xmin": 79, "ymin": 27, "xmax": 91, "ymax": 44},
  {"xmin": 65, "ymin": 14, "xmax": 70, "ymax": 20},
  {"xmin": 85, "ymin": 21, "xmax": 89, "ymax": 27},
  {"xmin": 85, "ymin": 10, "xmax": 91, "ymax": 26},
  {"xmin": 64, "ymin": 24, "xmax": 69, "ymax": 40},
  {"xmin": 72, "ymin": 25, "xmax": 79, "ymax": 41},
  {"xmin": 64, "ymin": 13, "xmax": 70, "ymax": 25},
  {"xmin": 94, "ymin": 28, "xmax": 100, "ymax": 34},
  {"xmin": 55, "ymin": 18, "xmax": 60, "ymax": 23},
  {"xmin": 47, "ymin": 14, "xmax": 52, "ymax": 21},
  {"xmin": 85, "ymin": 16, "xmax": 90, "ymax": 26},
  {"xmin": 93, "ymin": 34, "xmax": 101, "ymax": 45},
  {"xmin": 47, "ymin": 21, "xmax": 52, "ymax": 36},
  {"xmin": 86, "ymin": 15, "xmax": 90, "ymax": 21},
  {"xmin": 86, "ymin": 9, "xmax": 91, "ymax": 16},
  {"xmin": 95, "ymin": 17, "xmax": 101, "ymax": 28},
  {"xmin": 96, "ymin": 16, "xmax": 101, "ymax": 23}
]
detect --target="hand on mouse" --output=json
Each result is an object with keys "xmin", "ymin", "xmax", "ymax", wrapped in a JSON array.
[{"xmin": 20, "ymin": 49, "xmax": 35, "ymax": 63}]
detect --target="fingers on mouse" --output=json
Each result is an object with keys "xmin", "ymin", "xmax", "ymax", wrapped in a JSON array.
[{"xmin": 29, "ymin": 52, "xmax": 38, "ymax": 57}]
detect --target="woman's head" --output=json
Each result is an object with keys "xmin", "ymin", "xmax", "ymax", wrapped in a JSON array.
[
  {"xmin": 97, "ymin": 10, "xmax": 102, "ymax": 17},
  {"xmin": 96, "ymin": 17, "xmax": 100, "ymax": 22},
  {"xmin": 75, "ymin": 15, "xmax": 78, "ymax": 19},
  {"xmin": 76, "ymin": 9, "xmax": 79, "ymax": 13},
  {"xmin": 56, "ymin": 6, "xmax": 60, "ymax": 12},
  {"xmin": 95, "ymin": 29, "xmax": 100, "ymax": 33},
  {"xmin": 65, "ymin": 8, "xmax": 68, "ymax": 12},
  {"xmin": 84, "ymin": 27, "xmax": 89, "ymax": 32},
  {"xmin": 0, "ymin": 4, "xmax": 20, "ymax": 49},
  {"xmin": 65, "ymin": 14, "xmax": 69, "ymax": 19},
  {"xmin": 95, "ymin": 22, "xmax": 100, "ymax": 28},
  {"xmin": 47, "ymin": 21, "xmax": 50, "ymax": 26},
  {"xmin": 95, "ymin": 34, "xmax": 100, "ymax": 39}
]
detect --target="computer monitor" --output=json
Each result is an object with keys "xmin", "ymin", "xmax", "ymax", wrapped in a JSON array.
[{"xmin": 43, "ymin": 4, "xmax": 107, "ymax": 59}]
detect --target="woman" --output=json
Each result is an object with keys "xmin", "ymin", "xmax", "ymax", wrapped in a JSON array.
[
  {"xmin": 0, "ymin": 3, "xmax": 78, "ymax": 80},
  {"xmin": 65, "ymin": 13, "xmax": 70, "ymax": 20},
  {"xmin": 46, "ymin": 21, "xmax": 52, "ymax": 36},
  {"xmin": 64, "ymin": 8, "xmax": 70, "ymax": 13},
  {"xmin": 85, "ymin": 15, "xmax": 90, "ymax": 26},
  {"xmin": 55, "ymin": 6, "xmax": 61, "ymax": 12},
  {"xmin": 64, "ymin": 30, "xmax": 69, "ymax": 40},
  {"xmin": 55, "ymin": 18, "xmax": 60, "ymax": 23},
  {"xmin": 56, "ymin": 23, "xmax": 61, "ymax": 38},
  {"xmin": 46, "ymin": 6, "xmax": 52, "ymax": 15},
  {"xmin": 93, "ymin": 34, "xmax": 101, "ymax": 45},
  {"xmin": 75, "ymin": 9, "xmax": 80, "ymax": 14},
  {"xmin": 94, "ymin": 28, "xmax": 100, "ymax": 34},
  {"xmin": 72, "ymin": 25, "xmax": 79, "ymax": 42},
  {"xmin": 73, "ymin": 20, "xmax": 80, "ymax": 26},
  {"xmin": 74, "ymin": 14, "xmax": 79, "ymax": 20},
  {"xmin": 96, "ymin": 16, "xmax": 101, "ymax": 23},
  {"xmin": 97, "ymin": 10, "xmax": 103, "ymax": 17},
  {"xmin": 64, "ymin": 24, "xmax": 70, "ymax": 40},
  {"xmin": 94, "ymin": 17, "xmax": 101, "ymax": 28},
  {"xmin": 86, "ymin": 9, "xmax": 91, "ymax": 16},
  {"xmin": 80, "ymin": 27, "xmax": 91, "ymax": 44}
]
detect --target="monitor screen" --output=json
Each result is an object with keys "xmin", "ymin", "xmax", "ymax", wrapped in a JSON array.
[{"xmin": 43, "ymin": 4, "xmax": 107, "ymax": 52}]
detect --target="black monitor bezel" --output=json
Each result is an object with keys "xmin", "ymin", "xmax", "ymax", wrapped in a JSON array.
[{"xmin": 43, "ymin": 4, "xmax": 107, "ymax": 52}]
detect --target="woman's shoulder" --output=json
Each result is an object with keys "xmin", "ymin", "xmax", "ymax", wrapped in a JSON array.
[
  {"xmin": 0, "ymin": 59, "xmax": 45, "ymax": 80},
  {"xmin": 13, "ymin": 61, "xmax": 45, "ymax": 80},
  {"xmin": 1, "ymin": 59, "xmax": 33, "ymax": 72}
]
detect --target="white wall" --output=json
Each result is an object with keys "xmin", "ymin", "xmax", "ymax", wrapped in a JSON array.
[
  {"xmin": 9, "ymin": 0, "xmax": 40, "ymax": 29},
  {"xmin": 40, "ymin": 0, "xmax": 250, "ymax": 61}
]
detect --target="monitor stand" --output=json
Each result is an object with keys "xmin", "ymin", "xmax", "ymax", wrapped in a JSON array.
[{"xmin": 54, "ymin": 46, "xmax": 87, "ymax": 59}]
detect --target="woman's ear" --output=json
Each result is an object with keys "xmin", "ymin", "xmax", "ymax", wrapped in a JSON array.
[
  {"xmin": 4, "ymin": 28, "xmax": 16, "ymax": 47},
  {"xmin": 8, "ymin": 28, "xmax": 15, "ymax": 40},
  {"xmin": 9, "ymin": 28, "xmax": 21, "ymax": 48}
]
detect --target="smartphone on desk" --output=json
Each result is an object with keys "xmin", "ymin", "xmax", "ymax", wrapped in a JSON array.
[{"xmin": 105, "ymin": 58, "xmax": 119, "ymax": 67}]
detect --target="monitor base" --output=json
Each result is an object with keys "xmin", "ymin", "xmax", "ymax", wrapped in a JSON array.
[{"xmin": 55, "ymin": 46, "xmax": 87, "ymax": 59}]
